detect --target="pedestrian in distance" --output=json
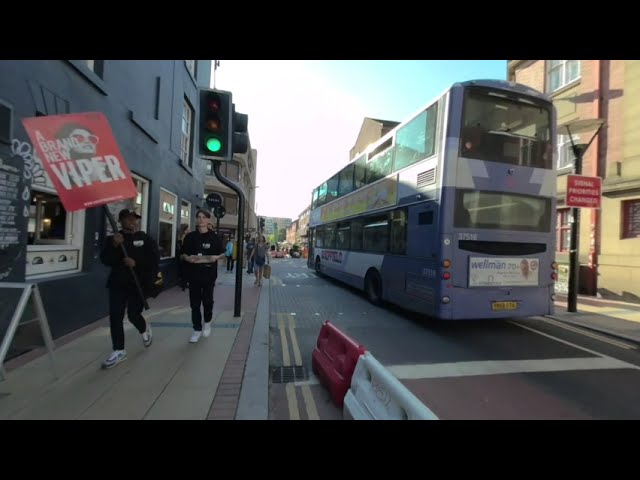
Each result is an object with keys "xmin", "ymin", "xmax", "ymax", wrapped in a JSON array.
[
  {"xmin": 99, "ymin": 209, "xmax": 160, "ymax": 369},
  {"xmin": 249, "ymin": 235, "xmax": 270, "ymax": 286},
  {"xmin": 180, "ymin": 209, "xmax": 226, "ymax": 343}
]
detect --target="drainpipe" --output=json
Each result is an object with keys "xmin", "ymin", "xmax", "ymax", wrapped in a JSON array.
[{"xmin": 589, "ymin": 60, "xmax": 607, "ymax": 295}]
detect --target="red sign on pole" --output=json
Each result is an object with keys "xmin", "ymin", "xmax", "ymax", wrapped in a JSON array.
[
  {"xmin": 21, "ymin": 112, "xmax": 137, "ymax": 212},
  {"xmin": 566, "ymin": 174, "xmax": 601, "ymax": 209}
]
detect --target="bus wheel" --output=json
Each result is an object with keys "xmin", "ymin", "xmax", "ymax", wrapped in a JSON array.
[
  {"xmin": 315, "ymin": 257, "xmax": 322, "ymax": 276},
  {"xmin": 365, "ymin": 270, "xmax": 383, "ymax": 306}
]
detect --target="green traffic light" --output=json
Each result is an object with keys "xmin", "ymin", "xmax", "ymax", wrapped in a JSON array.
[{"xmin": 206, "ymin": 138, "xmax": 222, "ymax": 153}]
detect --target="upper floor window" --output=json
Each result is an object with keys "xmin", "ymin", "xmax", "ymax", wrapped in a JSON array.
[
  {"xmin": 85, "ymin": 60, "xmax": 104, "ymax": 78},
  {"xmin": 557, "ymin": 134, "xmax": 579, "ymax": 170},
  {"xmin": 622, "ymin": 199, "xmax": 640, "ymax": 239},
  {"xmin": 547, "ymin": 60, "xmax": 580, "ymax": 93},
  {"xmin": 185, "ymin": 60, "xmax": 196, "ymax": 77},
  {"xmin": 181, "ymin": 97, "xmax": 194, "ymax": 167},
  {"xmin": 556, "ymin": 208, "xmax": 570, "ymax": 252}
]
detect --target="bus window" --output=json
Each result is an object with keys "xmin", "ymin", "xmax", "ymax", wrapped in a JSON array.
[
  {"xmin": 460, "ymin": 88, "xmax": 551, "ymax": 169},
  {"xmin": 317, "ymin": 181, "xmax": 328, "ymax": 207},
  {"xmin": 363, "ymin": 215, "xmax": 389, "ymax": 253},
  {"xmin": 327, "ymin": 174, "xmax": 339, "ymax": 203},
  {"xmin": 351, "ymin": 219, "xmax": 363, "ymax": 251},
  {"xmin": 354, "ymin": 155, "xmax": 367, "ymax": 190},
  {"xmin": 336, "ymin": 222, "xmax": 351, "ymax": 250},
  {"xmin": 325, "ymin": 223, "xmax": 337, "ymax": 249},
  {"xmin": 395, "ymin": 104, "xmax": 438, "ymax": 171},
  {"xmin": 338, "ymin": 164, "xmax": 355, "ymax": 197},
  {"xmin": 389, "ymin": 209, "xmax": 407, "ymax": 255},
  {"xmin": 312, "ymin": 187, "xmax": 319, "ymax": 209},
  {"xmin": 366, "ymin": 148, "xmax": 393, "ymax": 185},
  {"xmin": 454, "ymin": 189, "xmax": 551, "ymax": 233}
]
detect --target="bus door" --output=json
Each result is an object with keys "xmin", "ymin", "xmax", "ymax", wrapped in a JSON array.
[{"xmin": 307, "ymin": 229, "xmax": 314, "ymax": 269}]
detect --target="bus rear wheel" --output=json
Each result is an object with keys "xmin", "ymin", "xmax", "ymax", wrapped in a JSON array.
[{"xmin": 365, "ymin": 270, "xmax": 383, "ymax": 306}]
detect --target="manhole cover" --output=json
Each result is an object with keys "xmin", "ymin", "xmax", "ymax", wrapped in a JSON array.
[{"xmin": 271, "ymin": 366, "xmax": 307, "ymax": 383}]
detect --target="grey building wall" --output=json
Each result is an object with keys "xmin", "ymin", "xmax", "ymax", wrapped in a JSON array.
[{"xmin": 0, "ymin": 60, "xmax": 211, "ymax": 340}]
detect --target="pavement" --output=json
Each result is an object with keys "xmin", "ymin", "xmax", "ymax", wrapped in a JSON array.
[{"xmin": 1, "ymin": 264, "xmax": 639, "ymax": 419}]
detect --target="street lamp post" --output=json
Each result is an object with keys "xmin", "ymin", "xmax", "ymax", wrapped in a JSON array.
[{"xmin": 558, "ymin": 118, "xmax": 606, "ymax": 313}]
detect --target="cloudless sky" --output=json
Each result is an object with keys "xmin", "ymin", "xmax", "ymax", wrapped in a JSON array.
[{"xmin": 213, "ymin": 60, "xmax": 507, "ymax": 220}]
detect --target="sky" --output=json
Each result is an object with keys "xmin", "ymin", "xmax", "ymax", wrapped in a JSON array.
[{"xmin": 213, "ymin": 60, "xmax": 507, "ymax": 220}]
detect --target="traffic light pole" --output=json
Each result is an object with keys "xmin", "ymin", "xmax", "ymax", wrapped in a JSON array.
[{"xmin": 212, "ymin": 160, "xmax": 245, "ymax": 318}]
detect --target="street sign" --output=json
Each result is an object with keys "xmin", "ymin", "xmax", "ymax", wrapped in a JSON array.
[
  {"xmin": 566, "ymin": 174, "xmax": 601, "ymax": 209},
  {"xmin": 206, "ymin": 192, "xmax": 223, "ymax": 209},
  {"xmin": 214, "ymin": 205, "xmax": 225, "ymax": 219}
]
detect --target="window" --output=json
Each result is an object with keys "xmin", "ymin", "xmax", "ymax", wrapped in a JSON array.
[
  {"xmin": 389, "ymin": 209, "xmax": 407, "ymax": 255},
  {"xmin": 557, "ymin": 134, "xmax": 579, "ymax": 170},
  {"xmin": 28, "ymin": 191, "xmax": 69, "ymax": 245},
  {"xmin": 622, "ymin": 199, "xmax": 640, "ymax": 239},
  {"xmin": 362, "ymin": 215, "xmax": 389, "ymax": 253},
  {"xmin": 336, "ymin": 222, "xmax": 351, "ymax": 250},
  {"xmin": 185, "ymin": 60, "xmax": 196, "ymax": 77},
  {"xmin": 85, "ymin": 60, "xmax": 104, "ymax": 78},
  {"xmin": 556, "ymin": 208, "xmax": 571, "ymax": 252},
  {"xmin": 366, "ymin": 147, "xmax": 393, "ymax": 184},
  {"xmin": 460, "ymin": 87, "xmax": 552, "ymax": 169},
  {"xmin": 338, "ymin": 164, "xmax": 354, "ymax": 197},
  {"xmin": 454, "ymin": 189, "xmax": 552, "ymax": 233},
  {"xmin": 205, "ymin": 161, "xmax": 239, "ymax": 180},
  {"xmin": 159, "ymin": 188, "xmax": 177, "ymax": 259},
  {"xmin": 181, "ymin": 200, "xmax": 191, "ymax": 229},
  {"xmin": 395, "ymin": 104, "xmax": 438, "ymax": 171},
  {"xmin": 223, "ymin": 193, "xmax": 238, "ymax": 215},
  {"xmin": 26, "ymin": 153, "xmax": 84, "ymax": 278},
  {"xmin": 180, "ymin": 98, "xmax": 194, "ymax": 167},
  {"xmin": 353, "ymin": 155, "xmax": 367, "ymax": 190},
  {"xmin": 547, "ymin": 60, "xmax": 581, "ymax": 93}
]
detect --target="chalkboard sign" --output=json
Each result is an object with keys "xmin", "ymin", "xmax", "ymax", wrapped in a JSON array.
[{"xmin": 0, "ymin": 142, "xmax": 32, "ymax": 283}]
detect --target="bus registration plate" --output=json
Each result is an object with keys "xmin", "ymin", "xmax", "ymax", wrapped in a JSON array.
[{"xmin": 491, "ymin": 301, "xmax": 518, "ymax": 311}]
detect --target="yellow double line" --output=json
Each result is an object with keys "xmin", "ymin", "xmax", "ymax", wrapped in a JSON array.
[{"xmin": 277, "ymin": 313, "xmax": 319, "ymax": 420}]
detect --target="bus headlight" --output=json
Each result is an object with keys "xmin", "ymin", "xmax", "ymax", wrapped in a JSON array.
[{"xmin": 442, "ymin": 296, "xmax": 451, "ymax": 304}]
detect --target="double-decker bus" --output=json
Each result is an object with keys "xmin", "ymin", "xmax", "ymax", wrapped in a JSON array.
[{"xmin": 307, "ymin": 79, "xmax": 558, "ymax": 320}]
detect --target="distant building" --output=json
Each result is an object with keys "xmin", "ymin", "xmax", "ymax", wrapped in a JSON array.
[{"xmin": 349, "ymin": 117, "xmax": 400, "ymax": 161}]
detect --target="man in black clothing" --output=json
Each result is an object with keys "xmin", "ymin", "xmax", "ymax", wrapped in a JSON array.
[
  {"xmin": 99, "ymin": 209, "xmax": 160, "ymax": 368},
  {"xmin": 180, "ymin": 209, "xmax": 225, "ymax": 343}
]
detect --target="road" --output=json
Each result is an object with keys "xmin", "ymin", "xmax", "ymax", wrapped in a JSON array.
[{"xmin": 265, "ymin": 257, "xmax": 640, "ymax": 420}]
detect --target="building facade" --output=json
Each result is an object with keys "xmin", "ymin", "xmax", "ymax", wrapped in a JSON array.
[
  {"xmin": 0, "ymin": 59, "xmax": 212, "ymax": 340},
  {"xmin": 203, "ymin": 146, "xmax": 258, "ymax": 242},
  {"xmin": 508, "ymin": 60, "xmax": 640, "ymax": 302}
]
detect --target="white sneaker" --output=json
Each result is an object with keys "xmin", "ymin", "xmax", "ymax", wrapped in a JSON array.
[
  {"xmin": 102, "ymin": 350, "xmax": 127, "ymax": 369},
  {"xmin": 189, "ymin": 330, "xmax": 202, "ymax": 343},
  {"xmin": 142, "ymin": 324, "xmax": 152, "ymax": 347},
  {"xmin": 203, "ymin": 322, "xmax": 212, "ymax": 338}
]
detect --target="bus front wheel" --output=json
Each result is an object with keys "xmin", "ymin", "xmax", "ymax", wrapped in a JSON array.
[{"xmin": 365, "ymin": 270, "xmax": 383, "ymax": 306}]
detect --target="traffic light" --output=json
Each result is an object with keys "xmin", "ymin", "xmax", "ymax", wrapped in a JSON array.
[
  {"xmin": 198, "ymin": 88, "xmax": 232, "ymax": 161},
  {"xmin": 232, "ymin": 104, "xmax": 249, "ymax": 155},
  {"xmin": 259, "ymin": 216, "xmax": 265, "ymax": 231}
]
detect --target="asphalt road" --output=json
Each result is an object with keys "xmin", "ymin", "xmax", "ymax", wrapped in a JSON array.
[{"xmin": 266, "ymin": 257, "xmax": 640, "ymax": 420}]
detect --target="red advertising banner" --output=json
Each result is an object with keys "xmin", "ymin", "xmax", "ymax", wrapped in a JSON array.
[
  {"xmin": 566, "ymin": 174, "xmax": 601, "ymax": 209},
  {"xmin": 21, "ymin": 112, "xmax": 137, "ymax": 212}
]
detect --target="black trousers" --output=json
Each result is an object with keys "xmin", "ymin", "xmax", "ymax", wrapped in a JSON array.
[
  {"xmin": 109, "ymin": 286, "xmax": 147, "ymax": 351},
  {"xmin": 188, "ymin": 278, "xmax": 215, "ymax": 331}
]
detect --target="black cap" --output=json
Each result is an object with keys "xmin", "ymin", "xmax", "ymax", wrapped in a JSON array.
[{"xmin": 119, "ymin": 208, "xmax": 141, "ymax": 220}]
